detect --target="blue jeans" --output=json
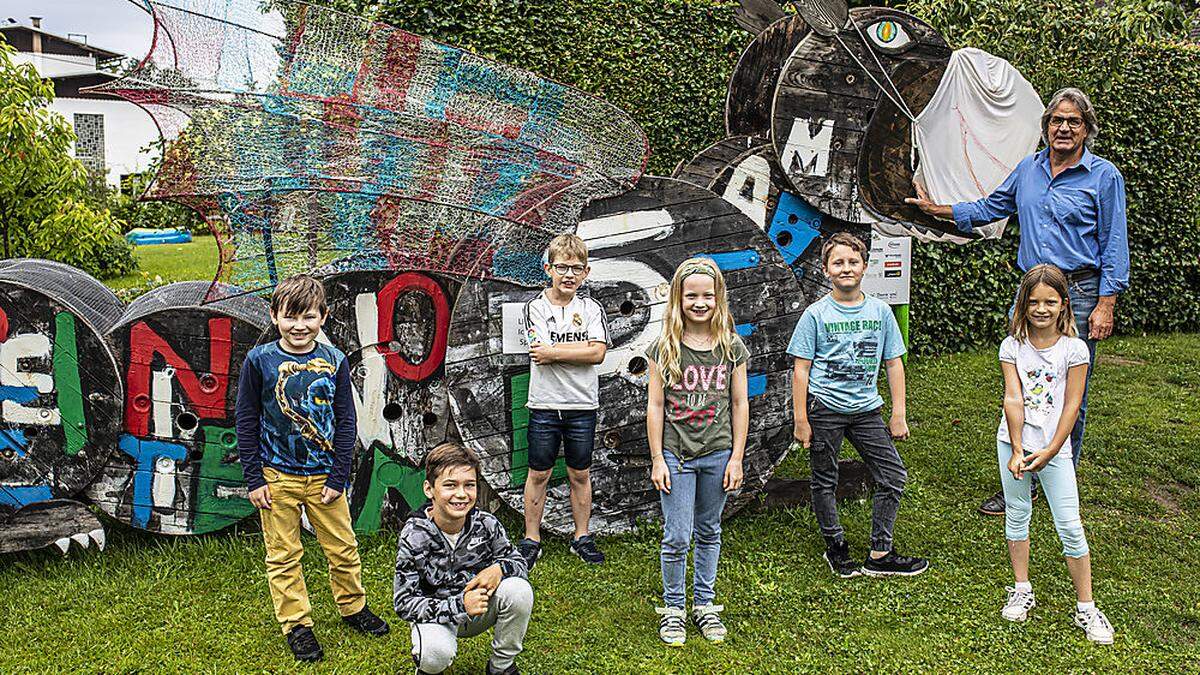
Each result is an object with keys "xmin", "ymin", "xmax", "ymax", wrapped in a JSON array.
[
  {"xmin": 997, "ymin": 440, "xmax": 1088, "ymax": 558},
  {"xmin": 659, "ymin": 448, "xmax": 732, "ymax": 608},
  {"xmin": 1066, "ymin": 273, "xmax": 1099, "ymax": 463},
  {"xmin": 1009, "ymin": 272, "xmax": 1098, "ymax": 464}
]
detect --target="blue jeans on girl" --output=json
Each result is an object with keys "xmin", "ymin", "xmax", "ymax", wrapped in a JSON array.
[
  {"xmin": 997, "ymin": 440, "xmax": 1088, "ymax": 558},
  {"xmin": 659, "ymin": 448, "xmax": 732, "ymax": 609}
]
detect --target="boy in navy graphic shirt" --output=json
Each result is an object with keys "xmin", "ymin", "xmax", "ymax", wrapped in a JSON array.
[{"xmin": 236, "ymin": 275, "xmax": 388, "ymax": 661}]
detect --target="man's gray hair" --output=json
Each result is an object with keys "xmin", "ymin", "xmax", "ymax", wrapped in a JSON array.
[{"xmin": 1041, "ymin": 87, "xmax": 1099, "ymax": 148}]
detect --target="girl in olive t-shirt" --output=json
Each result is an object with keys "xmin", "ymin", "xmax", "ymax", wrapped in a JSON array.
[{"xmin": 645, "ymin": 257, "xmax": 749, "ymax": 647}]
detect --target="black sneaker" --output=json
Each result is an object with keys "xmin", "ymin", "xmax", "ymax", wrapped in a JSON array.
[
  {"xmin": 823, "ymin": 540, "xmax": 861, "ymax": 578},
  {"xmin": 978, "ymin": 490, "xmax": 1006, "ymax": 516},
  {"xmin": 486, "ymin": 662, "xmax": 520, "ymax": 675},
  {"xmin": 517, "ymin": 538, "xmax": 543, "ymax": 570},
  {"xmin": 342, "ymin": 606, "xmax": 390, "ymax": 636},
  {"xmin": 569, "ymin": 534, "xmax": 605, "ymax": 564},
  {"xmin": 862, "ymin": 550, "xmax": 930, "ymax": 577},
  {"xmin": 286, "ymin": 624, "xmax": 323, "ymax": 662}
]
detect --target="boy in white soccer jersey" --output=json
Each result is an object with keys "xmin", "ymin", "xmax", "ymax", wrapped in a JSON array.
[{"xmin": 517, "ymin": 234, "xmax": 611, "ymax": 568}]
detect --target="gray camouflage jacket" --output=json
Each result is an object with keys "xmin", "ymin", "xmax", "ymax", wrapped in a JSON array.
[{"xmin": 392, "ymin": 503, "xmax": 529, "ymax": 627}]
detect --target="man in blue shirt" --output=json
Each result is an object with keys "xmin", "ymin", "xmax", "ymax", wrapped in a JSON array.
[{"xmin": 906, "ymin": 88, "xmax": 1130, "ymax": 515}]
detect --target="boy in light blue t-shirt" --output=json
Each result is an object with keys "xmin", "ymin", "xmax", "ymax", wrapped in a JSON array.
[{"xmin": 788, "ymin": 232, "xmax": 929, "ymax": 579}]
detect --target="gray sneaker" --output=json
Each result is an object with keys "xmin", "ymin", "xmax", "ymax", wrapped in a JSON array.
[{"xmin": 691, "ymin": 604, "xmax": 727, "ymax": 642}]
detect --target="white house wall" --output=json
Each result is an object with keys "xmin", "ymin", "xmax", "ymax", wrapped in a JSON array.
[
  {"xmin": 51, "ymin": 98, "xmax": 160, "ymax": 188},
  {"xmin": 12, "ymin": 52, "xmax": 96, "ymax": 79}
]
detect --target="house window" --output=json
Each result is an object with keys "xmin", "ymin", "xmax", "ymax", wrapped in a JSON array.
[{"xmin": 73, "ymin": 113, "xmax": 106, "ymax": 173}]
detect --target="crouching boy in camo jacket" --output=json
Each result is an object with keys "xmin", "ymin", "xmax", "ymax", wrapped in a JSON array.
[{"xmin": 394, "ymin": 442, "xmax": 533, "ymax": 675}]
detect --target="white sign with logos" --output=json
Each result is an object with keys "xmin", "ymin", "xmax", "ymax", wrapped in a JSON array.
[
  {"xmin": 501, "ymin": 302, "xmax": 531, "ymax": 354},
  {"xmin": 861, "ymin": 233, "xmax": 911, "ymax": 305}
]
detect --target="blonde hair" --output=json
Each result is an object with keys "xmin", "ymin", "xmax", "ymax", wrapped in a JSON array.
[
  {"xmin": 656, "ymin": 257, "xmax": 738, "ymax": 388},
  {"xmin": 1010, "ymin": 264, "xmax": 1077, "ymax": 342},
  {"xmin": 546, "ymin": 233, "xmax": 588, "ymax": 265}
]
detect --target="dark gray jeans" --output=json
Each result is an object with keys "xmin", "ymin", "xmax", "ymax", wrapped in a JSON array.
[{"xmin": 807, "ymin": 396, "xmax": 907, "ymax": 552}]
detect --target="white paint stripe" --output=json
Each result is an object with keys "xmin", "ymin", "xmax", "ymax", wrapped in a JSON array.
[
  {"xmin": 722, "ymin": 153, "xmax": 772, "ymax": 229},
  {"xmin": 351, "ymin": 292, "xmax": 391, "ymax": 449},
  {"xmin": 0, "ymin": 333, "xmax": 62, "ymax": 426},
  {"xmin": 152, "ymin": 455, "xmax": 176, "ymax": 509},
  {"xmin": 152, "ymin": 370, "xmax": 173, "ymax": 438},
  {"xmin": 0, "ymin": 333, "xmax": 54, "ymax": 391},
  {"xmin": 576, "ymin": 210, "xmax": 675, "ymax": 250}
]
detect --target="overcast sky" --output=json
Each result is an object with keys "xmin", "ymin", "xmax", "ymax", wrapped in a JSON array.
[{"xmin": 3, "ymin": 0, "xmax": 153, "ymax": 59}]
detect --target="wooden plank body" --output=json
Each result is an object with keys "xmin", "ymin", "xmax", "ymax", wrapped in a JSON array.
[
  {"xmin": 320, "ymin": 271, "xmax": 461, "ymax": 534},
  {"xmin": 727, "ymin": 15, "xmax": 810, "ymax": 138},
  {"xmin": 674, "ymin": 139, "xmax": 871, "ymax": 307},
  {"xmin": 86, "ymin": 283, "xmax": 270, "ymax": 535},
  {"xmin": 770, "ymin": 7, "xmax": 959, "ymax": 235},
  {"xmin": 0, "ymin": 264, "xmax": 123, "ymax": 520}
]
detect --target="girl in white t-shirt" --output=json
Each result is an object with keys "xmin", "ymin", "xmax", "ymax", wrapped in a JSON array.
[{"xmin": 996, "ymin": 264, "xmax": 1114, "ymax": 644}]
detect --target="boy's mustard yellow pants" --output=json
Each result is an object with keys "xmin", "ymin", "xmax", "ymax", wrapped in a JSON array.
[{"xmin": 260, "ymin": 467, "xmax": 367, "ymax": 634}]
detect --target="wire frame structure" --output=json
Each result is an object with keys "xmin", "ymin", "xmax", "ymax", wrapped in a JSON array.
[{"xmin": 91, "ymin": 0, "xmax": 650, "ymax": 295}]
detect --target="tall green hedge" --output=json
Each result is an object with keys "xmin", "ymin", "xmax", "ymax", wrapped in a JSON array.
[{"xmin": 341, "ymin": 0, "xmax": 1199, "ymax": 354}]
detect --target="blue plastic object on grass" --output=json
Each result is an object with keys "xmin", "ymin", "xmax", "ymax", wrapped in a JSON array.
[{"xmin": 126, "ymin": 228, "xmax": 193, "ymax": 246}]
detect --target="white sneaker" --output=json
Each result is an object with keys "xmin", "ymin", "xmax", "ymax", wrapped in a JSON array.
[
  {"xmin": 1001, "ymin": 586, "xmax": 1036, "ymax": 622},
  {"xmin": 1074, "ymin": 607, "xmax": 1115, "ymax": 645},
  {"xmin": 656, "ymin": 606, "xmax": 686, "ymax": 647}
]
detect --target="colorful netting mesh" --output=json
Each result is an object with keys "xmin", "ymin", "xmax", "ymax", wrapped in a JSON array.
[{"xmin": 94, "ymin": 0, "xmax": 649, "ymax": 292}]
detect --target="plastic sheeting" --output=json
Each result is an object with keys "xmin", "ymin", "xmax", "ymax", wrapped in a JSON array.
[{"xmin": 911, "ymin": 47, "xmax": 1044, "ymax": 241}]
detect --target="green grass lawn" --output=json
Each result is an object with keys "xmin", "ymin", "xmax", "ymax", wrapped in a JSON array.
[
  {"xmin": 106, "ymin": 234, "xmax": 221, "ymax": 293},
  {"xmin": 1, "ymin": 327, "xmax": 1196, "ymax": 671}
]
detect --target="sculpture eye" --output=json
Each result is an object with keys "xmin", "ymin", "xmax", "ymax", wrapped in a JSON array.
[{"xmin": 865, "ymin": 20, "xmax": 913, "ymax": 53}]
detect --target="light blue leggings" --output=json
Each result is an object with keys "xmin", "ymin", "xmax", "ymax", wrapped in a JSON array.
[{"xmin": 997, "ymin": 440, "xmax": 1089, "ymax": 558}]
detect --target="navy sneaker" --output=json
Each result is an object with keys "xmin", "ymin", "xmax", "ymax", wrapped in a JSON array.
[
  {"xmin": 342, "ymin": 606, "xmax": 390, "ymax": 636},
  {"xmin": 862, "ymin": 550, "xmax": 930, "ymax": 577},
  {"xmin": 570, "ymin": 534, "xmax": 605, "ymax": 564},
  {"xmin": 286, "ymin": 624, "xmax": 323, "ymax": 662},
  {"xmin": 486, "ymin": 662, "xmax": 520, "ymax": 675},
  {"xmin": 517, "ymin": 538, "xmax": 543, "ymax": 570}
]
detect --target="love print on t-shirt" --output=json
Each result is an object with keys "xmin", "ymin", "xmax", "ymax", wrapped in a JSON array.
[{"xmin": 668, "ymin": 363, "xmax": 729, "ymax": 429}]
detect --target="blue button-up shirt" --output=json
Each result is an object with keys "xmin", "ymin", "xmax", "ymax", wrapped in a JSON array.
[{"xmin": 952, "ymin": 148, "xmax": 1130, "ymax": 296}]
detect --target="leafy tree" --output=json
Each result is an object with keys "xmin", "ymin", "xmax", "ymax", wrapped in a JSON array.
[{"xmin": 0, "ymin": 37, "xmax": 136, "ymax": 278}]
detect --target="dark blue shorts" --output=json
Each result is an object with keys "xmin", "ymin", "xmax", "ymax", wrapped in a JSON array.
[{"xmin": 526, "ymin": 408, "xmax": 597, "ymax": 471}]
